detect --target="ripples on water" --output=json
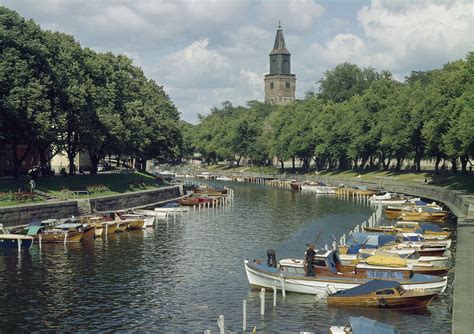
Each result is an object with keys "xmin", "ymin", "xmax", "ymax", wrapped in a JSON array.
[{"xmin": 0, "ymin": 182, "xmax": 454, "ymax": 333}]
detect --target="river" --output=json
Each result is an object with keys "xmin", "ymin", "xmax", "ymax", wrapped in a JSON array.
[{"xmin": 0, "ymin": 182, "xmax": 454, "ymax": 333}]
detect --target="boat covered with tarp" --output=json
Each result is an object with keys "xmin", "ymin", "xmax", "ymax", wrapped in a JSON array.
[
  {"xmin": 327, "ymin": 279, "xmax": 437, "ymax": 308},
  {"xmin": 329, "ymin": 316, "xmax": 400, "ymax": 334}
]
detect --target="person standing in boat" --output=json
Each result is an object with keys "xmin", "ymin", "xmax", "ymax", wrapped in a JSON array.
[{"xmin": 305, "ymin": 244, "xmax": 316, "ymax": 277}]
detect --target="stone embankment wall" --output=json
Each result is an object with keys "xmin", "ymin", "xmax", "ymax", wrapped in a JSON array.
[
  {"xmin": 0, "ymin": 201, "xmax": 78, "ymax": 227},
  {"xmin": 0, "ymin": 186, "xmax": 181, "ymax": 228},
  {"xmin": 90, "ymin": 186, "xmax": 180, "ymax": 211}
]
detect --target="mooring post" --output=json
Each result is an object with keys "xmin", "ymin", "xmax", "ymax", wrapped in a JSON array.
[
  {"xmin": 63, "ymin": 231, "xmax": 68, "ymax": 246},
  {"xmin": 273, "ymin": 282, "xmax": 277, "ymax": 307},
  {"xmin": 218, "ymin": 315, "xmax": 225, "ymax": 334},
  {"xmin": 17, "ymin": 238, "xmax": 21, "ymax": 252},
  {"xmin": 280, "ymin": 275, "xmax": 286, "ymax": 298},
  {"xmin": 39, "ymin": 234, "xmax": 42, "ymax": 249},
  {"xmin": 243, "ymin": 300, "xmax": 247, "ymax": 331},
  {"xmin": 260, "ymin": 288, "xmax": 265, "ymax": 316}
]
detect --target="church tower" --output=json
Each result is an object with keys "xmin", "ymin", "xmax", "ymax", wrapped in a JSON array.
[{"xmin": 264, "ymin": 23, "xmax": 296, "ymax": 105}]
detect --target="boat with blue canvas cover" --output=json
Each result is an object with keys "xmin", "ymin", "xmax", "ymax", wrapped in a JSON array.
[
  {"xmin": 329, "ymin": 316, "xmax": 400, "ymax": 334},
  {"xmin": 244, "ymin": 250, "xmax": 447, "ymax": 296},
  {"xmin": 0, "ymin": 224, "xmax": 34, "ymax": 250},
  {"xmin": 327, "ymin": 279, "xmax": 437, "ymax": 308}
]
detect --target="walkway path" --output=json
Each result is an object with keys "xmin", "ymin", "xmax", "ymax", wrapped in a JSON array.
[{"xmin": 452, "ymin": 220, "xmax": 474, "ymax": 334}]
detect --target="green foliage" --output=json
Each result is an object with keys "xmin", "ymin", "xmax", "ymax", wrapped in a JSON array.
[
  {"xmin": 0, "ymin": 7, "xmax": 183, "ymax": 178},
  {"xmin": 192, "ymin": 54, "xmax": 472, "ymax": 175}
]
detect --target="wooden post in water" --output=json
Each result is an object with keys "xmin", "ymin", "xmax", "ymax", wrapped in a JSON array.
[
  {"xmin": 260, "ymin": 288, "xmax": 265, "ymax": 316},
  {"xmin": 17, "ymin": 239, "xmax": 21, "ymax": 252},
  {"xmin": 218, "ymin": 315, "xmax": 225, "ymax": 334},
  {"xmin": 273, "ymin": 282, "xmax": 277, "ymax": 307},
  {"xmin": 39, "ymin": 234, "xmax": 42, "ymax": 249},
  {"xmin": 243, "ymin": 300, "xmax": 247, "ymax": 331},
  {"xmin": 280, "ymin": 275, "xmax": 286, "ymax": 298},
  {"xmin": 63, "ymin": 231, "xmax": 68, "ymax": 246}
]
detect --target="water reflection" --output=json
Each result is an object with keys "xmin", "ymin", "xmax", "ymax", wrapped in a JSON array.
[{"xmin": 0, "ymin": 182, "xmax": 454, "ymax": 333}]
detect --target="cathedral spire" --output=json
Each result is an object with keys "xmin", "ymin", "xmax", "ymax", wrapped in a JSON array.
[
  {"xmin": 264, "ymin": 24, "xmax": 296, "ymax": 105},
  {"xmin": 271, "ymin": 23, "xmax": 290, "ymax": 55}
]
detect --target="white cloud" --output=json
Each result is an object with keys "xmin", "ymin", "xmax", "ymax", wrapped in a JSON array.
[
  {"xmin": 2, "ymin": 0, "xmax": 472, "ymax": 122},
  {"xmin": 258, "ymin": 0, "xmax": 325, "ymax": 32},
  {"xmin": 301, "ymin": 0, "xmax": 473, "ymax": 82},
  {"xmin": 157, "ymin": 39, "xmax": 233, "ymax": 89}
]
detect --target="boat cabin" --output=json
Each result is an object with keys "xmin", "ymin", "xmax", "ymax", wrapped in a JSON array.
[{"xmin": 279, "ymin": 250, "xmax": 413, "ymax": 280}]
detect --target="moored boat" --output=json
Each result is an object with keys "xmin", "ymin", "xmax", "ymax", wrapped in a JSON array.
[
  {"xmin": 244, "ymin": 250, "xmax": 447, "ymax": 296},
  {"xmin": 399, "ymin": 210, "xmax": 448, "ymax": 222},
  {"xmin": 327, "ymin": 279, "xmax": 437, "ymax": 308},
  {"xmin": 289, "ymin": 180, "xmax": 301, "ymax": 191},
  {"xmin": 329, "ymin": 316, "xmax": 400, "ymax": 334},
  {"xmin": 0, "ymin": 225, "xmax": 34, "ymax": 250},
  {"xmin": 363, "ymin": 221, "xmax": 451, "ymax": 239}
]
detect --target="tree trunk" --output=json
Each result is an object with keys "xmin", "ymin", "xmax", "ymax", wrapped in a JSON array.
[
  {"xmin": 460, "ymin": 156, "xmax": 468, "ymax": 174},
  {"xmin": 279, "ymin": 159, "xmax": 284, "ymax": 169},
  {"xmin": 89, "ymin": 151, "xmax": 99, "ymax": 175},
  {"xmin": 434, "ymin": 156, "xmax": 441, "ymax": 174},
  {"xmin": 352, "ymin": 157, "xmax": 358, "ymax": 170},
  {"xmin": 414, "ymin": 150, "xmax": 422, "ymax": 172},
  {"xmin": 451, "ymin": 158, "xmax": 457, "ymax": 173},
  {"xmin": 292, "ymin": 157, "xmax": 295, "ymax": 170},
  {"xmin": 395, "ymin": 153, "xmax": 402, "ymax": 171}
]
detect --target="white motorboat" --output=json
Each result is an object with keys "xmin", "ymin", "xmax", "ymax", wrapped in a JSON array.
[
  {"xmin": 121, "ymin": 213, "xmax": 155, "ymax": 228},
  {"xmin": 216, "ymin": 176, "xmax": 232, "ymax": 181},
  {"xmin": 244, "ymin": 250, "xmax": 447, "ymax": 296}
]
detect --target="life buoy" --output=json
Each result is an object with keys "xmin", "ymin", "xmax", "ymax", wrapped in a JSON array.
[{"xmin": 378, "ymin": 298, "xmax": 387, "ymax": 307}]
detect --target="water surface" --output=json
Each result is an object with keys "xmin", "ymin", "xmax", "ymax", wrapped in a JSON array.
[{"xmin": 0, "ymin": 182, "xmax": 454, "ymax": 333}]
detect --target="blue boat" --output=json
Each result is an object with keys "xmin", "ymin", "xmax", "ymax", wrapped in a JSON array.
[
  {"xmin": 0, "ymin": 225, "xmax": 34, "ymax": 250},
  {"xmin": 329, "ymin": 316, "xmax": 400, "ymax": 334}
]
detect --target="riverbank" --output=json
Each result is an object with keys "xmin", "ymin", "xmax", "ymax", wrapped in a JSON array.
[
  {"xmin": 0, "ymin": 172, "xmax": 162, "ymax": 207},
  {"xmin": 0, "ymin": 186, "xmax": 181, "ymax": 227}
]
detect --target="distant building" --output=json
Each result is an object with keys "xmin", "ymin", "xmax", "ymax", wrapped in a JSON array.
[{"xmin": 264, "ymin": 23, "xmax": 296, "ymax": 105}]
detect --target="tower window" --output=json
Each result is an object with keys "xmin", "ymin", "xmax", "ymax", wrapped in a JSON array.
[
  {"xmin": 270, "ymin": 82, "xmax": 274, "ymax": 89},
  {"xmin": 285, "ymin": 82, "xmax": 290, "ymax": 89}
]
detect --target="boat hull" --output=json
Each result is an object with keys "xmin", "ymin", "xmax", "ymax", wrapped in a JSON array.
[
  {"xmin": 327, "ymin": 293, "xmax": 435, "ymax": 308},
  {"xmin": 244, "ymin": 261, "xmax": 447, "ymax": 296},
  {"xmin": 0, "ymin": 235, "xmax": 34, "ymax": 249},
  {"xmin": 35, "ymin": 231, "xmax": 83, "ymax": 243}
]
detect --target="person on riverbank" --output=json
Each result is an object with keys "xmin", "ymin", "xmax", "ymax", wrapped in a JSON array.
[{"xmin": 305, "ymin": 244, "xmax": 316, "ymax": 277}]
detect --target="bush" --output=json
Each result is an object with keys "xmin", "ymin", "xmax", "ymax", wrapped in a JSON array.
[{"xmin": 86, "ymin": 184, "xmax": 110, "ymax": 193}]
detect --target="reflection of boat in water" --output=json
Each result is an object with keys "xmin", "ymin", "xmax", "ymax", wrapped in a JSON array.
[
  {"xmin": 244, "ymin": 250, "xmax": 447, "ymax": 296},
  {"xmin": 329, "ymin": 316, "xmax": 400, "ymax": 334},
  {"xmin": 327, "ymin": 279, "xmax": 436, "ymax": 308}
]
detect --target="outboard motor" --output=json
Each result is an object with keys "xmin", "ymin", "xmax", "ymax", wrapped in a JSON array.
[{"xmin": 267, "ymin": 249, "xmax": 277, "ymax": 268}]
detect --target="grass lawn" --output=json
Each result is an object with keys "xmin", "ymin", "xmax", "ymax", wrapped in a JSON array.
[
  {"xmin": 317, "ymin": 170, "xmax": 474, "ymax": 193},
  {"xmin": 0, "ymin": 171, "xmax": 163, "ymax": 206}
]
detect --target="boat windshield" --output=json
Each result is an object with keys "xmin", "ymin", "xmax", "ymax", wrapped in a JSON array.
[
  {"xmin": 410, "ymin": 251, "xmax": 421, "ymax": 259},
  {"xmin": 395, "ymin": 285, "xmax": 406, "ymax": 295}
]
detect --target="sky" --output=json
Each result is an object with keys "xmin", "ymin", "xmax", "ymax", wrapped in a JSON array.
[{"xmin": 1, "ymin": 0, "xmax": 472, "ymax": 123}]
